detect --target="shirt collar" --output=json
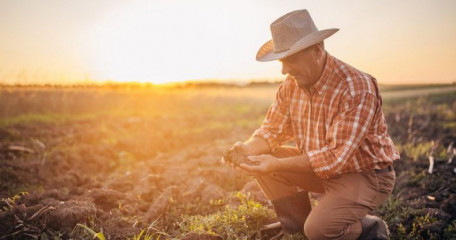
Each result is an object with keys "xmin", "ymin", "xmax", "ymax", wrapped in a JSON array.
[{"xmin": 307, "ymin": 53, "xmax": 335, "ymax": 96}]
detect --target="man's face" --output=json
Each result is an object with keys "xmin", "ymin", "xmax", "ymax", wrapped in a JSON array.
[{"xmin": 279, "ymin": 47, "xmax": 320, "ymax": 89}]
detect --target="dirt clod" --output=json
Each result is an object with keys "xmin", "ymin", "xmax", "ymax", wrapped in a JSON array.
[
  {"xmin": 47, "ymin": 200, "xmax": 97, "ymax": 232},
  {"xmin": 144, "ymin": 186, "xmax": 179, "ymax": 223},
  {"xmin": 223, "ymin": 147, "xmax": 258, "ymax": 167}
]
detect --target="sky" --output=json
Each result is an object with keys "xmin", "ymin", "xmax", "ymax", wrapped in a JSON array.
[{"xmin": 0, "ymin": 0, "xmax": 455, "ymax": 85}]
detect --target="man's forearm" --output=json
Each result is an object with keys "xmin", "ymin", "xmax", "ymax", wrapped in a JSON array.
[
  {"xmin": 243, "ymin": 137, "xmax": 271, "ymax": 156},
  {"xmin": 241, "ymin": 150, "xmax": 313, "ymax": 175},
  {"xmin": 235, "ymin": 134, "xmax": 313, "ymax": 175},
  {"xmin": 276, "ymin": 153, "xmax": 312, "ymax": 173}
]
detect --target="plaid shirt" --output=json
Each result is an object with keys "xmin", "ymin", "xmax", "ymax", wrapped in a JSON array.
[{"xmin": 253, "ymin": 54, "xmax": 400, "ymax": 179}]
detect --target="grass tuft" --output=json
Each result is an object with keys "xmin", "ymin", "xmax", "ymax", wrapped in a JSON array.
[{"xmin": 179, "ymin": 192, "xmax": 275, "ymax": 239}]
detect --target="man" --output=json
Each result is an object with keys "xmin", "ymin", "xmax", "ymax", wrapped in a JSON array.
[{"xmin": 223, "ymin": 9, "xmax": 399, "ymax": 240}]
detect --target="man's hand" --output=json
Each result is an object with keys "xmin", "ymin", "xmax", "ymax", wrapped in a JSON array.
[
  {"xmin": 238, "ymin": 154, "xmax": 282, "ymax": 176},
  {"xmin": 222, "ymin": 141, "xmax": 249, "ymax": 168},
  {"xmin": 221, "ymin": 137, "xmax": 271, "ymax": 167}
]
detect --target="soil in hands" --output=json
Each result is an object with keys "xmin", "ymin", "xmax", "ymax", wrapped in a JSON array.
[{"xmin": 223, "ymin": 147, "xmax": 259, "ymax": 167}]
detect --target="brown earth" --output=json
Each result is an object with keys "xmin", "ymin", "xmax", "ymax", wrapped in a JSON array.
[
  {"xmin": 0, "ymin": 117, "xmax": 257, "ymax": 239},
  {"xmin": 0, "ymin": 94, "xmax": 455, "ymax": 239}
]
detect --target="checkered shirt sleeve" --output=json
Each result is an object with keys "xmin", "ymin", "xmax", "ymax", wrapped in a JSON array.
[{"xmin": 252, "ymin": 79, "xmax": 294, "ymax": 151}]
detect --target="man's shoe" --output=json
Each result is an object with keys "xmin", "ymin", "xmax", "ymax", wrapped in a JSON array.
[
  {"xmin": 271, "ymin": 191, "xmax": 311, "ymax": 234},
  {"xmin": 358, "ymin": 215, "xmax": 390, "ymax": 240}
]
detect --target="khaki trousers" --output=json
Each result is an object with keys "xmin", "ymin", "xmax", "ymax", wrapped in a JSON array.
[{"xmin": 256, "ymin": 147, "xmax": 395, "ymax": 240}]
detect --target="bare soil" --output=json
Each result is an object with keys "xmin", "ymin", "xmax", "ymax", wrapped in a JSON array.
[{"xmin": 0, "ymin": 89, "xmax": 455, "ymax": 239}]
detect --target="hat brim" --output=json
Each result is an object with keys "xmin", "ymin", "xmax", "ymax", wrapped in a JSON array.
[{"xmin": 256, "ymin": 28, "xmax": 339, "ymax": 62}]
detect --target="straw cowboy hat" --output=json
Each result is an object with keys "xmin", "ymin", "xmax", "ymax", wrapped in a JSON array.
[{"xmin": 256, "ymin": 9, "xmax": 339, "ymax": 62}]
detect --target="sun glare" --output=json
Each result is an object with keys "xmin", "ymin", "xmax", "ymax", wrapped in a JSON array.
[{"xmin": 87, "ymin": 0, "xmax": 240, "ymax": 84}]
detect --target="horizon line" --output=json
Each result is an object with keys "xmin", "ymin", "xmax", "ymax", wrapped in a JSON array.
[{"xmin": 1, "ymin": 81, "xmax": 455, "ymax": 89}]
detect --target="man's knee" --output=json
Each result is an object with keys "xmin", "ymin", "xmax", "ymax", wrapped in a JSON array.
[
  {"xmin": 304, "ymin": 213, "xmax": 345, "ymax": 240},
  {"xmin": 304, "ymin": 215, "xmax": 326, "ymax": 240},
  {"xmin": 304, "ymin": 218, "xmax": 362, "ymax": 240}
]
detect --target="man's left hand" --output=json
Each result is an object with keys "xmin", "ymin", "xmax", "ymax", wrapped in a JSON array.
[{"xmin": 239, "ymin": 154, "xmax": 281, "ymax": 176}]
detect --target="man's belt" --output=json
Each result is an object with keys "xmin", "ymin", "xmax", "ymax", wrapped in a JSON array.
[{"xmin": 374, "ymin": 165, "xmax": 393, "ymax": 174}]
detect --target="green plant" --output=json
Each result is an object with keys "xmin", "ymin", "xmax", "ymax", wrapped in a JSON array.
[
  {"xmin": 397, "ymin": 142, "xmax": 434, "ymax": 161},
  {"xmin": 128, "ymin": 215, "xmax": 170, "ymax": 240},
  {"xmin": 410, "ymin": 214, "xmax": 439, "ymax": 239},
  {"xmin": 74, "ymin": 224, "xmax": 106, "ymax": 240},
  {"xmin": 377, "ymin": 196, "xmax": 403, "ymax": 225},
  {"xmin": 0, "ymin": 191, "xmax": 28, "ymax": 212},
  {"xmin": 393, "ymin": 224, "xmax": 408, "ymax": 240},
  {"xmin": 281, "ymin": 232, "xmax": 307, "ymax": 240},
  {"xmin": 179, "ymin": 192, "xmax": 275, "ymax": 240},
  {"xmin": 443, "ymin": 220, "xmax": 456, "ymax": 239},
  {"xmin": 391, "ymin": 213, "xmax": 442, "ymax": 240},
  {"xmin": 129, "ymin": 229, "xmax": 154, "ymax": 240}
]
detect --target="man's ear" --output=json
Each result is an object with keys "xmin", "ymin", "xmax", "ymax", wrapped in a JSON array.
[{"xmin": 313, "ymin": 43, "xmax": 324, "ymax": 59}]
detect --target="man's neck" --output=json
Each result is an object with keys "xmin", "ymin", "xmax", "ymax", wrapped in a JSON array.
[
  {"xmin": 302, "ymin": 52, "xmax": 328, "ymax": 90},
  {"xmin": 314, "ymin": 52, "xmax": 328, "ymax": 83}
]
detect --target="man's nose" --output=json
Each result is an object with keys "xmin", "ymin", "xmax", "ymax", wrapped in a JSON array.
[{"xmin": 281, "ymin": 62, "xmax": 290, "ymax": 75}]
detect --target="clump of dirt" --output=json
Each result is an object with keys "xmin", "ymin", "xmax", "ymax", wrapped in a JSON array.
[
  {"xmin": 144, "ymin": 186, "xmax": 179, "ymax": 223},
  {"xmin": 87, "ymin": 188, "xmax": 138, "ymax": 212},
  {"xmin": 47, "ymin": 200, "xmax": 97, "ymax": 232},
  {"xmin": 0, "ymin": 200, "xmax": 97, "ymax": 239},
  {"xmin": 0, "ymin": 204, "xmax": 46, "ymax": 239},
  {"xmin": 223, "ymin": 147, "xmax": 259, "ymax": 167}
]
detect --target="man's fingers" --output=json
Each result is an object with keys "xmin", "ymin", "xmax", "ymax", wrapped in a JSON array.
[
  {"xmin": 248, "ymin": 158, "xmax": 262, "ymax": 164},
  {"xmin": 239, "ymin": 163, "xmax": 263, "ymax": 176},
  {"xmin": 239, "ymin": 162, "xmax": 262, "ymax": 171},
  {"xmin": 239, "ymin": 163, "xmax": 256, "ymax": 172},
  {"xmin": 248, "ymin": 155, "xmax": 265, "ymax": 162}
]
